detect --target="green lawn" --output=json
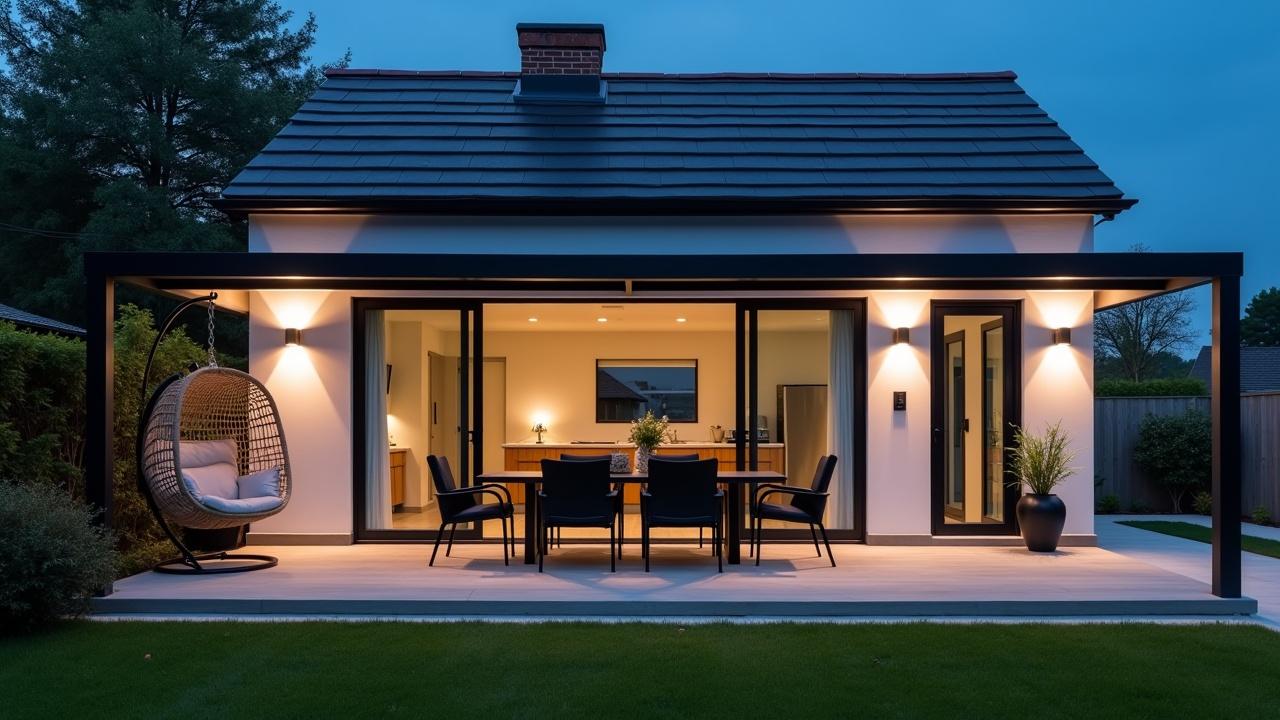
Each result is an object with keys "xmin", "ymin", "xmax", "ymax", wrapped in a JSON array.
[
  {"xmin": 1119, "ymin": 520, "xmax": 1280, "ymax": 559},
  {"xmin": 3, "ymin": 622, "xmax": 1279, "ymax": 719}
]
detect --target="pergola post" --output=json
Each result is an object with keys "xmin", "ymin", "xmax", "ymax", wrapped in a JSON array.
[
  {"xmin": 1211, "ymin": 275, "xmax": 1241, "ymax": 598},
  {"xmin": 84, "ymin": 261, "xmax": 115, "ymax": 595}
]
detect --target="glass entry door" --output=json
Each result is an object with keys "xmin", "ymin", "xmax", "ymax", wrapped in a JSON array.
[
  {"xmin": 355, "ymin": 300, "xmax": 480, "ymax": 541},
  {"xmin": 931, "ymin": 302, "xmax": 1019, "ymax": 535}
]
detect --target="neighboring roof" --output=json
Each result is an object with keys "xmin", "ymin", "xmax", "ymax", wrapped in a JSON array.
[
  {"xmin": 1189, "ymin": 346, "xmax": 1280, "ymax": 393},
  {"xmin": 219, "ymin": 70, "xmax": 1133, "ymax": 214},
  {"xmin": 596, "ymin": 369, "xmax": 648, "ymax": 402},
  {"xmin": 0, "ymin": 303, "xmax": 86, "ymax": 338}
]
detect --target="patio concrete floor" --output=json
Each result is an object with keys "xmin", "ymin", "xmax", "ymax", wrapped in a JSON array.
[{"xmin": 93, "ymin": 539, "xmax": 1256, "ymax": 618}]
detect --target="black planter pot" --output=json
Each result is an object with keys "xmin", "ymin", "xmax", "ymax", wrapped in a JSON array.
[{"xmin": 1016, "ymin": 494, "xmax": 1066, "ymax": 552}]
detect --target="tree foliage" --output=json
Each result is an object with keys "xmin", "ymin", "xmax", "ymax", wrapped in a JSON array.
[
  {"xmin": 0, "ymin": 0, "xmax": 338, "ymax": 324},
  {"xmin": 1095, "ymin": 377, "xmax": 1207, "ymax": 397},
  {"xmin": 1241, "ymin": 287, "xmax": 1280, "ymax": 347}
]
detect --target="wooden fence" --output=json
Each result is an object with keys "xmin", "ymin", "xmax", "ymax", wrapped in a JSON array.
[{"xmin": 1094, "ymin": 393, "xmax": 1280, "ymax": 516}]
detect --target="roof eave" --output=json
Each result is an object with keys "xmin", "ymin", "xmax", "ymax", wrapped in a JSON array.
[{"xmin": 213, "ymin": 196, "xmax": 1136, "ymax": 218}]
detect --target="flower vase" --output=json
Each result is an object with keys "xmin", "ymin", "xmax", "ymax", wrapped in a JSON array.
[{"xmin": 636, "ymin": 446, "xmax": 653, "ymax": 474}]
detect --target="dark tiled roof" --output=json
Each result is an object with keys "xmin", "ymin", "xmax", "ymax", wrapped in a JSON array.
[
  {"xmin": 0, "ymin": 304, "xmax": 86, "ymax": 337},
  {"xmin": 219, "ymin": 70, "xmax": 1132, "ymax": 212},
  {"xmin": 1189, "ymin": 346, "xmax": 1280, "ymax": 393}
]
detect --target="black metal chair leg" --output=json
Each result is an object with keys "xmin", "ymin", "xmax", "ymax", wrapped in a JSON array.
[
  {"xmin": 819, "ymin": 523, "xmax": 836, "ymax": 567},
  {"xmin": 538, "ymin": 519, "xmax": 546, "ymax": 573},
  {"xmin": 643, "ymin": 519, "xmax": 650, "ymax": 573},
  {"xmin": 510, "ymin": 514, "xmax": 518, "ymax": 556},
  {"xmin": 429, "ymin": 522, "xmax": 447, "ymax": 566},
  {"xmin": 716, "ymin": 522, "xmax": 723, "ymax": 573},
  {"xmin": 747, "ymin": 512, "xmax": 757, "ymax": 563},
  {"xmin": 610, "ymin": 522, "xmax": 616, "ymax": 573},
  {"xmin": 445, "ymin": 524, "xmax": 457, "ymax": 557},
  {"xmin": 501, "ymin": 514, "xmax": 509, "ymax": 566},
  {"xmin": 809, "ymin": 524, "xmax": 821, "ymax": 556},
  {"xmin": 699, "ymin": 527, "xmax": 703, "ymax": 548}
]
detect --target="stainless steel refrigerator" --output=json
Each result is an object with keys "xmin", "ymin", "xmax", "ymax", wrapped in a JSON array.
[{"xmin": 778, "ymin": 384, "xmax": 827, "ymax": 486}]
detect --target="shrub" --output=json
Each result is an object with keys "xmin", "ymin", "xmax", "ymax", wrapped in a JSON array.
[
  {"xmin": 1252, "ymin": 506, "xmax": 1274, "ymax": 526},
  {"xmin": 1133, "ymin": 409, "xmax": 1211, "ymax": 513},
  {"xmin": 1096, "ymin": 494, "xmax": 1121, "ymax": 514},
  {"xmin": 1192, "ymin": 491, "xmax": 1213, "ymax": 515},
  {"xmin": 1095, "ymin": 378, "xmax": 1207, "ymax": 397},
  {"xmin": 1128, "ymin": 499, "xmax": 1154, "ymax": 514},
  {"xmin": 0, "ymin": 322, "xmax": 86, "ymax": 495},
  {"xmin": 0, "ymin": 482, "xmax": 117, "ymax": 631}
]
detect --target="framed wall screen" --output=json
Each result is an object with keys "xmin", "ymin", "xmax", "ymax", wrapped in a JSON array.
[{"xmin": 596, "ymin": 359, "xmax": 698, "ymax": 423}]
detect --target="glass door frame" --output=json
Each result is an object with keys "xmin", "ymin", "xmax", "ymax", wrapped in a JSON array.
[
  {"xmin": 929, "ymin": 300, "xmax": 1021, "ymax": 536},
  {"xmin": 352, "ymin": 298, "xmax": 483, "ymax": 542},
  {"xmin": 736, "ymin": 299, "xmax": 868, "ymax": 542}
]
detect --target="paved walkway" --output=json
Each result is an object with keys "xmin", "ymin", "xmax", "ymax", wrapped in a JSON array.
[{"xmin": 1097, "ymin": 515, "xmax": 1280, "ymax": 628}]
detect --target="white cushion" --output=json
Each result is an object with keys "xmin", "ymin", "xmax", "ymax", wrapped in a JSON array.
[
  {"xmin": 199, "ymin": 495, "xmax": 285, "ymax": 514},
  {"xmin": 181, "ymin": 462, "xmax": 239, "ymax": 501},
  {"xmin": 237, "ymin": 467, "xmax": 281, "ymax": 499},
  {"xmin": 180, "ymin": 439, "xmax": 236, "ymax": 467}
]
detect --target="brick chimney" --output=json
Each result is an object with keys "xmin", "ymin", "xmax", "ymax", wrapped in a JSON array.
[{"xmin": 514, "ymin": 23, "xmax": 606, "ymax": 103}]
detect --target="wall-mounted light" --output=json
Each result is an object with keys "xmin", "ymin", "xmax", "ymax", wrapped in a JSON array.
[
  {"xmin": 284, "ymin": 328, "xmax": 302, "ymax": 346},
  {"xmin": 892, "ymin": 327, "xmax": 911, "ymax": 345},
  {"xmin": 1052, "ymin": 327, "xmax": 1072, "ymax": 346}
]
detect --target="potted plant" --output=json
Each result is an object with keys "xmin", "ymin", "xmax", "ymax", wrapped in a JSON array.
[
  {"xmin": 1007, "ymin": 420, "xmax": 1076, "ymax": 552},
  {"xmin": 628, "ymin": 410, "xmax": 668, "ymax": 473}
]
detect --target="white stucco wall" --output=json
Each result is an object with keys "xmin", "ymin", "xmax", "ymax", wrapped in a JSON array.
[{"xmin": 245, "ymin": 214, "xmax": 1097, "ymax": 543}]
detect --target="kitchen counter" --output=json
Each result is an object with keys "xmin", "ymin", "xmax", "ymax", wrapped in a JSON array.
[{"xmin": 501, "ymin": 442, "xmax": 784, "ymax": 449}]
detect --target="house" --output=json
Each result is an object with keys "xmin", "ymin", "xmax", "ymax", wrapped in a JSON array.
[
  {"xmin": 0, "ymin": 303, "xmax": 86, "ymax": 338},
  {"xmin": 82, "ymin": 22, "xmax": 1246, "ymax": 600},
  {"xmin": 1190, "ymin": 345, "xmax": 1280, "ymax": 393}
]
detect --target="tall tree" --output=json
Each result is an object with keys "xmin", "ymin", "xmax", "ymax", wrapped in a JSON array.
[
  {"xmin": 1094, "ymin": 293, "xmax": 1199, "ymax": 381},
  {"xmin": 1241, "ymin": 287, "xmax": 1280, "ymax": 347},
  {"xmin": 0, "ymin": 0, "xmax": 341, "ymax": 323}
]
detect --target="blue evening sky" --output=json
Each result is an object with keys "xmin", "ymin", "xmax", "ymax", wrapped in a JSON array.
[{"xmin": 286, "ymin": 0, "xmax": 1279, "ymax": 352}]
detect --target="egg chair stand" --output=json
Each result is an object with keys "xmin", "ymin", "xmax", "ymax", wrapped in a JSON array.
[{"xmin": 136, "ymin": 293, "xmax": 290, "ymax": 574}]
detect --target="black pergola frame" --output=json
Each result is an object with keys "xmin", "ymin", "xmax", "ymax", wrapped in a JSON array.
[{"xmin": 84, "ymin": 250, "xmax": 1243, "ymax": 597}]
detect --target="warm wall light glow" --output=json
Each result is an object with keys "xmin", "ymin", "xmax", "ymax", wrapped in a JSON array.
[
  {"xmin": 892, "ymin": 327, "xmax": 911, "ymax": 345},
  {"xmin": 531, "ymin": 411, "xmax": 551, "ymax": 428},
  {"xmin": 284, "ymin": 328, "xmax": 302, "ymax": 346}
]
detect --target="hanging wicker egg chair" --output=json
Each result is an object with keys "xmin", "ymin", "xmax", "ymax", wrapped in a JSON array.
[
  {"xmin": 140, "ymin": 366, "xmax": 291, "ymax": 529},
  {"xmin": 135, "ymin": 293, "xmax": 291, "ymax": 574}
]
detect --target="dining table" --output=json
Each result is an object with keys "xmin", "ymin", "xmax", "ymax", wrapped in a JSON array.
[{"xmin": 476, "ymin": 469, "xmax": 785, "ymax": 565}]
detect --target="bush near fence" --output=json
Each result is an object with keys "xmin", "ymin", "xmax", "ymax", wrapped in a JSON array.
[{"xmin": 1095, "ymin": 393, "xmax": 1280, "ymax": 517}]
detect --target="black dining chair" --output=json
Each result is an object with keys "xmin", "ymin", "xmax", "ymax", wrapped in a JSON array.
[
  {"xmin": 558, "ymin": 452, "xmax": 617, "ymax": 553},
  {"xmin": 751, "ymin": 455, "xmax": 838, "ymax": 567},
  {"xmin": 648, "ymin": 453, "xmax": 704, "ymax": 546},
  {"xmin": 426, "ymin": 455, "xmax": 516, "ymax": 566},
  {"xmin": 538, "ymin": 458, "xmax": 618, "ymax": 572},
  {"xmin": 641, "ymin": 457, "xmax": 724, "ymax": 572}
]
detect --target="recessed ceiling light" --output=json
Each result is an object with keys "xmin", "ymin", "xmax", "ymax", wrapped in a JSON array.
[
  {"xmin": 676, "ymin": 317, "xmax": 687, "ymax": 323},
  {"xmin": 596, "ymin": 317, "xmax": 608, "ymax": 323},
  {"xmin": 527, "ymin": 317, "xmax": 538, "ymax": 323}
]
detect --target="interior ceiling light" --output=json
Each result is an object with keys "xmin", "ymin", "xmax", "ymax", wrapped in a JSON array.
[
  {"xmin": 597, "ymin": 317, "xmax": 608, "ymax": 323},
  {"xmin": 676, "ymin": 317, "xmax": 687, "ymax": 323}
]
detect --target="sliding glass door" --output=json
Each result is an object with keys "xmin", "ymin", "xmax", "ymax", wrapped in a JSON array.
[
  {"xmin": 930, "ymin": 301, "xmax": 1020, "ymax": 535},
  {"xmin": 354, "ymin": 300, "xmax": 481, "ymax": 541},
  {"xmin": 738, "ymin": 301, "xmax": 866, "ymax": 541}
]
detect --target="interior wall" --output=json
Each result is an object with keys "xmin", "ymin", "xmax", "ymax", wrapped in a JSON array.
[
  {"xmin": 482, "ymin": 330, "xmax": 736, "ymax": 444},
  {"xmin": 756, "ymin": 328, "xmax": 829, "ymax": 433},
  {"xmin": 385, "ymin": 320, "xmax": 426, "ymax": 507}
]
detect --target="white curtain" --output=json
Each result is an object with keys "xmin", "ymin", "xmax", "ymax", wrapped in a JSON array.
[
  {"xmin": 365, "ymin": 310, "xmax": 392, "ymax": 529},
  {"xmin": 827, "ymin": 309, "xmax": 857, "ymax": 529}
]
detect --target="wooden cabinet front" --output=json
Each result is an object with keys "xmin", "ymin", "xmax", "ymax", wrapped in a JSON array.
[{"xmin": 389, "ymin": 450, "xmax": 407, "ymax": 507}]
